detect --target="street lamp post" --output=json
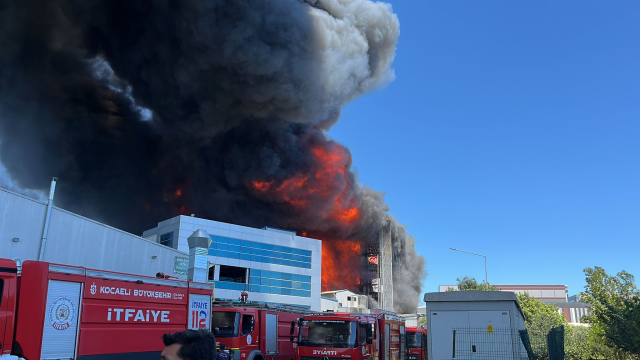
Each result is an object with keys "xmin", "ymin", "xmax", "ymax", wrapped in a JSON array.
[{"xmin": 450, "ymin": 248, "xmax": 488, "ymax": 291}]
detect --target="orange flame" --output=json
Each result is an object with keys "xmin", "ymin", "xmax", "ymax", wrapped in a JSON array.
[
  {"xmin": 321, "ymin": 240, "xmax": 362, "ymax": 292},
  {"xmin": 247, "ymin": 142, "xmax": 360, "ymax": 225},
  {"xmin": 252, "ymin": 180, "xmax": 273, "ymax": 192}
]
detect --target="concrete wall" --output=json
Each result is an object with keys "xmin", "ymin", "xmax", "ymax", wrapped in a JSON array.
[
  {"xmin": 0, "ymin": 187, "xmax": 188, "ymax": 280},
  {"xmin": 321, "ymin": 297, "xmax": 339, "ymax": 312}
]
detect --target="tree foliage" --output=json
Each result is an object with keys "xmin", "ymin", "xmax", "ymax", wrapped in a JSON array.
[
  {"xmin": 517, "ymin": 292, "xmax": 566, "ymax": 336},
  {"xmin": 582, "ymin": 266, "xmax": 640, "ymax": 355},
  {"xmin": 448, "ymin": 276, "xmax": 498, "ymax": 291},
  {"xmin": 418, "ymin": 316, "xmax": 427, "ymax": 327}
]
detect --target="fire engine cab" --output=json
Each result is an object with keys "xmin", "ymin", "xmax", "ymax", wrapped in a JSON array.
[
  {"xmin": 405, "ymin": 327, "xmax": 427, "ymax": 360},
  {"xmin": 0, "ymin": 258, "xmax": 213, "ymax": 360},
  {"xmin": 212, "ymin": 301, "xmax": 307, "ymax": 360},
  {"xmin": 290, "ymin": 311, "xmax": 406, "ymax": 360}
]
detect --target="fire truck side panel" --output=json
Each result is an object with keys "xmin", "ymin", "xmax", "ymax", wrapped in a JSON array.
[
  {"xmin": 275, "ymin": 311, "xmax": 301, "ymax": 359},
  {"xmin": 14, "ymin": 261, "xmax": 50, "ymax": 360},
  {"xmin": 76, "ymin": 275, "xmax": 191, "ymax": 358},
  {"xmin": 378, "ymin": 317, "xmax": 405, "ymax": 360},
  {"xmin": 264, "ymin": 313, "xmax": 277, "ymax": 355},
  {"xmin": 0, "ymin": 260, "xmax": 17, "ymax": 356},
  {"xmin": 41, "ymin": 279, "xmax": 83, "ymax": 359}
]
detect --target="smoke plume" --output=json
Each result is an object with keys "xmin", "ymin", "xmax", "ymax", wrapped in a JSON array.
[{"xmin": 0, "ymin": 0, "xmax": 425, "ymax": 312}]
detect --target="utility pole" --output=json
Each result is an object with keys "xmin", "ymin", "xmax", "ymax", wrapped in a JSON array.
[{"xmin": 450, "ymin": 248, "xmax": 488, "ymax": 291}]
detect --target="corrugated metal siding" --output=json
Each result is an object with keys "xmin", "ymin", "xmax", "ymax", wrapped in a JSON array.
[{"xmin": 0, "ymin": 187, "xmax": 188, "ymax": 280}]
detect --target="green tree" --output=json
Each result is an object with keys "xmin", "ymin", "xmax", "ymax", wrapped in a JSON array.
[
  {"xmin": 447, "ymin": 276, "xmax": 498, "ymax": 291},
  {"xmin": 517, "ymin": 292, "xmax": 566, "ymax": 334},
  {"xmin": 418, "ymin": 316, "xmax": 427, "ymax": 327},
  {"xmin": 564, "ymin": 325, "xmax": 594, "ymax": 360},
  {"xmin": 582, "ymin": 266, "xmax": 640, "ymax": 355}
]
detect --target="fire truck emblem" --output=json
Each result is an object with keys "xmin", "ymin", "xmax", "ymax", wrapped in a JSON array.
[
  {"xmin": 321, "ymin": 356, "xmax": 329, "ymax": 360},
  {"xmin": 48, "ymin": 296, "xmax": 76, "ymax": 331},
  {"xmin": 90, "ymin": 283, "xmax": 97, "ymax": 295}
]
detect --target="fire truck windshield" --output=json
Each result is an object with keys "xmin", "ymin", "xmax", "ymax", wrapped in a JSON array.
[
  {"xmin": 406, "ymin": 332, "xmax": 422, "ymax": 349},
  {"xmin": 299, "ymin": 320, "xmax": 358, "ymax": 348},
  {"xmin": 212, "ymin": 311, "xmax": 240, "ymax": 338}
]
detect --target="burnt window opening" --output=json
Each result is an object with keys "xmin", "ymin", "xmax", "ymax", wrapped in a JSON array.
[
  {"xmin": 159, "ymin": 232, "xmax": 174, "ymax": 248},
  {"xmin": 208, "ymin": 265, "xmax": 215, "ymax": 282},
  {"xmin": 219, "ymin": 265, "xmax": 247, "ymax": 283}
]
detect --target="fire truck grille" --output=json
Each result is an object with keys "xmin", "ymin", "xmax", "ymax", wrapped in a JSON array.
[{"xmin": 301, "ymin": 356, "xmax": 345, "ymax": 360}]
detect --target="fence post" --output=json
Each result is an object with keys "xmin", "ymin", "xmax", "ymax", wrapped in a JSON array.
[{"xmin": 547, "ymin": 326, "xmax": 565, "ymax": 360}]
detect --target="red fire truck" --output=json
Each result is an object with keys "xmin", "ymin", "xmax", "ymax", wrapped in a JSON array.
[
  {"xmin": 405, "ymin": 327, "xmax": 427, "ymax": 360},
  {"xmin": 291, "ymin": 310, "xmax": 406, "ymax": 360},
  {"xmin": 212, "ymin": 301, "xmax": 307, "ymax": 360},
  {"xmin": 0, "ymin": 259, "xmax": 214, "ymax": 360}
]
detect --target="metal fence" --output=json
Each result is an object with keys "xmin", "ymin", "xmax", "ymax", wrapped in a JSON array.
[{"xmin": 452, "ymin": 326, "xmax": 565, "ymax": 360}]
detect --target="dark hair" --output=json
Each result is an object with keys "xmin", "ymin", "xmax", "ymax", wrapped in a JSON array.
[{"xmin": 163, "ymin": 329, "xmax": 217, "ymax": 360}]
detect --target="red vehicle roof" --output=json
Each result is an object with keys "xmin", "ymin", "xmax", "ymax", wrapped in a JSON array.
[{"xmin": 0, "ymin": 258, "xmax": 17, "ymax": 271}]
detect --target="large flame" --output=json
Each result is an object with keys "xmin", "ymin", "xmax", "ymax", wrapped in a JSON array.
[
  {"xmin": 249, "ymin": 142, "xmax": 359, "ymax": 225},
  {"xmin": 248, "ymin": 141, "xmax": 363, "ymax": 291},
  {"xmin": 321, "ymin": 240, "xmax": 362, "ymax": 292}
]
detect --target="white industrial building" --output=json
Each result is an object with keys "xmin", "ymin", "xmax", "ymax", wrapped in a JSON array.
[
  {"xmin": 320, "ymin": 289, "xmax": 368, "ymax": 312},
  {"xmin": 1, "ymin": 183, "xmax": 322, "ymax": 311},
  {"xmin": 0, "ymin": 186, "xmax": 185, "ymax": 278}
]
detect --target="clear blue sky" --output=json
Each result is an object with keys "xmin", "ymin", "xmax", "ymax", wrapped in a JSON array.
[{"xmin": 330, "ymin": 1, "xmax": 640, "ymax": 299}]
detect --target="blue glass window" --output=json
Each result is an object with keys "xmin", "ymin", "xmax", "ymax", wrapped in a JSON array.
[
  {"xmin": 159, "ymin": 232, "xmax": 174, "ymax": 248},
  {"xmin": 208, "ymin": 235, "xmax": 312, "ymax": 269}
]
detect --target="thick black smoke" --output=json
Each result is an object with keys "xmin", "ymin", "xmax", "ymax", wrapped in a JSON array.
[{"xmin": 0, "ymin": 0, "xmax": 425, "ymax": 312}]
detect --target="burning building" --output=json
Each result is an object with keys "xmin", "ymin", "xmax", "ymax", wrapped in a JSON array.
[{"xmin": 0, "ymin": 0, "xmax": 426, "ymax": 312}]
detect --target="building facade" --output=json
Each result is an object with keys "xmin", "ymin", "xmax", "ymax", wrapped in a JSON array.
[
  {"xmin": 0, "ymin": 186, "xmax": 186, "ymax": 279},
  {"xmin": 143, "ymin": 216, "xmax": 322, "ymax": 310},
  {"xmin": 440, "ymin": 284, "xmax": 568, "ymax": 303}
]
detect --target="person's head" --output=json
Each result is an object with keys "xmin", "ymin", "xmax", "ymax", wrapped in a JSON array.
[
  {"xmin": 161, "ymin": 329, "xmax": 217, "ymax": 360},
  {"xmin": 219, "ymin": 343, "xmax": 226, "ymax": 351}
]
